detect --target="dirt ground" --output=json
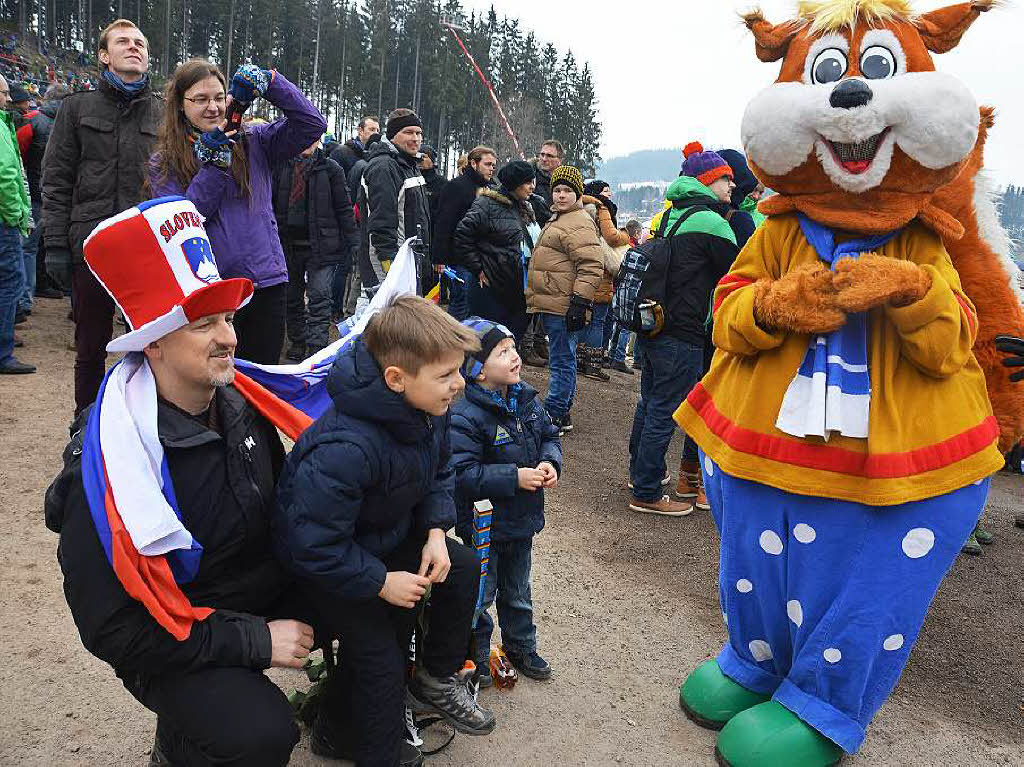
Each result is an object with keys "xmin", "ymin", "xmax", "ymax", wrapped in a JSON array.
[{"xmin": 2, "ymin": 297, "xmax": 1022, "ymax": 766}]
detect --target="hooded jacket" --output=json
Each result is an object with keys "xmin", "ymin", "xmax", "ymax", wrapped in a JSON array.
[
  {"xmin": 453, "ymin": 186, "xmax": 537, "ymax": 314},
  {"xmin": 271, "ymin": 149, "xmax": 357, "ymax": 270},
  {"xmin": 432, "ymin": 165, "xmax": 493, "ymax": 266},
  {"xmin": 273, "ymin": 338, "xmax": 457, "ymax": 602},
  {"xmin": 525, "ymin": 201, "xmax": 605, "ymax": 316},
  {"xmin": 46, "ymin": 386, "xmax": 288, "ymax": 682},
  {"xmin": 450, "ymin": 381, "xmax": 562, "ymax": 542},
  {"xmin": 357, "ymin": 137, "xmax": 432, "ymax": 291},
  {"xmin": 658, "ymin": 176, "xmax": 740, "ymax": 346},
  {"xmin": 42, "ymin": 77, "xmax": 164, "ymax": 262},
  {"xmin": 147, "ymin": 72, "xmax": 327, "ymax": 289}
]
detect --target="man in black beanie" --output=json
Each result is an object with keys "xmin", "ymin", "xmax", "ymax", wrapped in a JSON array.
[{"xmin": 356, "ymin": 108, "xmax": 432, "ymax": 306}]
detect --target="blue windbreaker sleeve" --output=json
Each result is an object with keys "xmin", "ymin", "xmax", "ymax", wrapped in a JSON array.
[{"xmin": 273, "ymin": 442, "xmax": 387, "ymax": 601}]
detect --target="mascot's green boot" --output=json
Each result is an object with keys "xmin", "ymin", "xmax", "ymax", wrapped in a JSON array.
[
  {"xmin": 715, "ymin": 701, "xmax": 843, "ymax": 767},
  {"xmin": 679, "ymin": 660, "xmax": 770, "ymax": 730}
]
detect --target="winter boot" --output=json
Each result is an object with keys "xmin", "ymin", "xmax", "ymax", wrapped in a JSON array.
[
  {"xmin": 973, "ymin": 524, "xmax": 994, "ymax": 545},
  {"xmin": 608, "ymin": 359, "xmax": 635, "ymax": 375},
  {"xmin": 504, "ymin": 649, "xmax": 552, "ymax": 681},
  {"xmin": 715, "ymin": 701, "xmax": 842, "ymax": 767},
  {"xmin": 676, "ymin": 460, "xmax": 709, "ymax": 509},
  {"xmin": 961, "ymin": 531, "xmax": 983, "ymax": 556},
  {"xmin": 581, "ymin": 346, "xmax": 610, "ymax": 381},
  {"xmin": 520, "ymin": 338, "xmax": 547, "ymax": 368},
  {"xmin": 406, "ymin": 667, "xmax": 497, "ymax": 735},
  {"xmin": 311, "ymin": 709, "xmax": 424, "ymax": 766},
  {"xmin": 679, "ymin": 660, "xmax": 771, "ymax": 730},
  {"xmin": 285, "ymin": 341, "xmax": 307, "ymax": 362},
  {"xmin": 534, "ymin": 334, "xmax": 549, "ymax": 361}
]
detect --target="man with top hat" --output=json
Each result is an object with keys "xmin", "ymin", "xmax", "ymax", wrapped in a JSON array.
[{"xmin": 45, "ymin": 197, "xmax": 319, "ymax": 766}]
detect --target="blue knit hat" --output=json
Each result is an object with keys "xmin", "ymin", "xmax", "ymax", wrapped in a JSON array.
[
  {"xmin": 461, "ymin": 317, "xmax": 515, "ymax": 379},
  {"xmin": 680, "ymin": 142, "xmax": 734, "ymax": 187}
]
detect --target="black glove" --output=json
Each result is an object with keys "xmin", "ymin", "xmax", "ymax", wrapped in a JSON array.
[
  {"xmin": 565, "ymin": 294, "xmax": 592, "ymax": 334},
  {"xmin": 995, "ymin": 334, "xmax": 1024, "ymax": 383},
  {"xmin": 46, "ymin": 248, "xmax": 73, "ymax": 293}
]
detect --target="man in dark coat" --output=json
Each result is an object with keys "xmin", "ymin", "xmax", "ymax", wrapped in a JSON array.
[
  {"xmin": 330, "ymin": 114, "xmax": 379, "ymax": 175},
  {"xmin": 42, "ymin": 19, "xmax": 164, "ymax": 415},
  {"xmin": 356, "ymin": 109, "xmax": 432, "ymax": 304},
  {"xmin": 430, "ymin": 145, "xmax": 496, "ymax": 320},
  {"xmin": 272, "ymin": 139, "xmax": 357, "ymax": 360}
]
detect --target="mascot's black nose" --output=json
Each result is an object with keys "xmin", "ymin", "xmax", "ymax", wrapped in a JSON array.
[{"xmin": 830, "ymin": 79, "xmax": 873, "ymax": 109}]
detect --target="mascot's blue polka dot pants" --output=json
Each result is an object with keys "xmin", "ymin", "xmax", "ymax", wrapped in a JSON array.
[{"xmin": 700, "ymin": 450, "xmax": 990, "ymax": 754}]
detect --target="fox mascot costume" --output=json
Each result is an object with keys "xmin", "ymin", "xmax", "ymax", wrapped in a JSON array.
[{"xmin": 673, "ymin": 1, "xmax": 1024, "ymax": 765}]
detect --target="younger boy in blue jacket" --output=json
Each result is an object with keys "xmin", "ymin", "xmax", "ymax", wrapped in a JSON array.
[
  {"xmin": 450, "ymin": 318, "xmax": 562, "ymax": 684},
  {"xmin": 273, "ymin": 296, "xmax": 496, "ymax": 767}
]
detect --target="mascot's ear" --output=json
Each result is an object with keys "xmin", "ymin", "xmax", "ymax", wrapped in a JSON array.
[
  {"xmin": 914, "ymin": 0, "xmax": 996, "ymax": 54},
  {"xmin": 741, "ymin": 9, "xmax": 803, "ymax": 62}
]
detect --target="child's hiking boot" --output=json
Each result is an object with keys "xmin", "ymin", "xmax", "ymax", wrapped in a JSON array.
[
  {"xmin": 715, "ymin": 701, "xmax": 842, "ymax": 767},
  {"xmin": 311, "ymin": 710, "xmax": 425, "ymax": 766},
  {"xmin": 974, "ymin": 524, "xmax": 994, "ymax": 545},
  {"xmin": 407, "ymin": 668, "xmax": 497, "ymax": 735},
  {"xmin": 628, "ymin": 495, "xmax": 693, "ymax": 517},
  {"xmin": 679, "ymin": 660, "xmax": 770, "ymax": 730},
  {"xmin": 505, "ymin": 650, "xmax": 552, "ymax": 680}
]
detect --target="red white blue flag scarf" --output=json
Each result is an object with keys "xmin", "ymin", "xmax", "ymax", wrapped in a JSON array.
[{"xmin": 81, "ymin": 239, "xmax": 420, "ymax": 639}]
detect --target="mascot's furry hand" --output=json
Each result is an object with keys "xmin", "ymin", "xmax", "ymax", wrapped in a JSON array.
[
  {"xmin": 833, "ymin": 254, "xmax": 932, "ymax": 312},
  {"xmin": 753, "ymin": 262, "xmax": 846, "ymax": 335},
  {"xmin": 995, "ymin": 335, "xmax": 1024, "ymax": 383}
]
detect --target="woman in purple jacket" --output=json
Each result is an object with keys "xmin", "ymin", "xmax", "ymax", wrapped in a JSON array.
[{"xmin": 147, "ymin": 59, "xmax": 327, "ymax": 364}]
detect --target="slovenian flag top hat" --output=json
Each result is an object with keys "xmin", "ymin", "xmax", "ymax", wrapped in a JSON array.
[{"xmin": 83, "ymin": 196, "xmax": 254, "ymax": 353}]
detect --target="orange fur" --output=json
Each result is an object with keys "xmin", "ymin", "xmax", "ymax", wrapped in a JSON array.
[
  {"xmin": 832, "ymin": 254, "xmax": 932, "ymax": 311},
  {"xmin": 752, "ymin": 262, "xmax": 846, "ymax": 334}
]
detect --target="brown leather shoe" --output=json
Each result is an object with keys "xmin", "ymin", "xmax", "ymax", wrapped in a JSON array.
[
  {"xmin": 675, "ymin": 459, "xmax": 701, "ymax": 498},
  {"xmin": 694, "ymin": 484, "xmax": 710, "ymax": 511},
  {"xmin": 628, "ymin": 495, "xmax": 693, "ymax": 517}
]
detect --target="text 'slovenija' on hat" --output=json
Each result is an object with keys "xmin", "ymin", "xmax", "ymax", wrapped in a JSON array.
[{"xmin": 83, "ymin": 196, "xmax": 254, "ymax": 353}]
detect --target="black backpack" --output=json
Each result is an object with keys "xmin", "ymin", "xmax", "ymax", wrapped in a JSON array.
[{"xmin": 611, "ymin": 205, "xmax": 709, "ymax": 336}]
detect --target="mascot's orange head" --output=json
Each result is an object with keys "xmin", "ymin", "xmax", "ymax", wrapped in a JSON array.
[{"xmin": 741, "ymin": 0, "xmax": 996, "ymax": 236}]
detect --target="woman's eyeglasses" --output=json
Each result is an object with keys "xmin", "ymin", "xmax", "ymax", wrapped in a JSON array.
[{"xmin": 184, "ymin": 94, "xmax": 227, "ymax": 107}]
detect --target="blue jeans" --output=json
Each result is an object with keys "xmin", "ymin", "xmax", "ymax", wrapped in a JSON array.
[
  {"xmin": 609, "ymin": 321, "xmax": 632, "ymax": 363},
  {"xmin": 447, "ymin": 266, "xmax": 474, "ymax": 321},
  {"xmin": 584, "ymin": 302, "xmax": 610, "ymax": 348},
  {"xmin": 472, "ymin": 538, "xmax": 537, "ymax": 660},
  {"xmin": 19, "ymin": 201, "xmax": 41, "ymax": 311},
  {"xmin": 628, "ymin": 334, "xmax": 703, "ymax": 500},
  {"xmin": 539, "ymin": 312, "xmax": 579, "ymax": 419},
  {"xmin": 0, "ymin": 224, "xmax": 24, "ymax": 366}
]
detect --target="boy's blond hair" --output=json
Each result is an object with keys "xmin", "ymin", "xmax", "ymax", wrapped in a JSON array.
[{"xmin": 363, "ymin": 295, "xmax": 480, "ymax": 374}]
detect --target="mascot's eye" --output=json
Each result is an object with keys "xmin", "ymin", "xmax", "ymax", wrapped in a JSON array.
[
  {"xmin": 811, "ymin": 48, "xmax": 848, "ymax": 84},
  {"xmin": 860, "ymin": 46, "xmax": 897, "ymax": 79}
]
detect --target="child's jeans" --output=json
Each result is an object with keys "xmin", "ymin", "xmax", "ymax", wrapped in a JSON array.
[{"xmin": 472, "ymin": 537, "xmax": 537, "ymax": 662}]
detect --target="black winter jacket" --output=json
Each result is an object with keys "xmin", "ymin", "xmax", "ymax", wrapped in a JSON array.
[
  {"xmin": 453, "ymin": 187, "xmax": 536, "ymax": 315},
  {"xmin": 430, "ymin": 165, "xmax": 492, "ymax": 266},
  {"xmin": 41, "ymin": 78, "xmax": 164, "ymax": 262},
  {"xmin": 450, "ymin": 382, "xmax": 561, "ymax": 542},
  {"xmin": 330, "ymin": 137, "xmax": 363, "ymax": 175},
  {"xmin": 273, "ymin": 338, "xmax": 458, "ymax": 602},
  {"xmin": 21, "ymin": 100, "xmax": 61, "ymax": 200},
  {"xmin": 357, "ymin": 138, "xmax": 432, "ymax": 290},
  {"xmin": 45, "ymin": 386, "xmax": 288, "ymax": 682},
  {"xmin": 272, "ymin": 150, "xmax": 358, "ymax": 270}
]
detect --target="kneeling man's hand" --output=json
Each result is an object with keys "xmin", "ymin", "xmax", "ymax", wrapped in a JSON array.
[
  {"xmin": 419, "ymin": 528, "xmax": 452, "ymax": 584},
  {"xmin": 380, "ymin": 571, "xmax": 431, "ymax": 608},
  {"xmin": 267, "ymin": 619, "xmax": 315, "ymax": 669}
]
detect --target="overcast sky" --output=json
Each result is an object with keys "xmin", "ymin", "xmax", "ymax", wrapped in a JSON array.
[{"xmin": 465, "ymin": 1, "xmax": 1024, "ymax": 186}]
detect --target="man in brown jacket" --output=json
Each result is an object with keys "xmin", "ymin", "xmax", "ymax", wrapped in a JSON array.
[
  {"xmin": 42, "ymin": 19, "xmax": 163, "ymax": 415},
  {"xmin": 525, "ymin": 164, "xmax": 603, "ymax": 434}
]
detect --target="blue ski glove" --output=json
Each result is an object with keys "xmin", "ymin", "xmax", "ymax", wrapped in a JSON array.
[
  {"xmin": 194, "ymin": 127, "xmax": 234, "ymax": 168},
  {"xmin": 229, "ymin": 64, "xmax": 271, "ymax": 105}
]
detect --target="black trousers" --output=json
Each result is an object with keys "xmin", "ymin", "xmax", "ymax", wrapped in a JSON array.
[
  {"xmin": 233, "ymin": 283, "xmax": 287, "ymax": 364},
  {"xmin": 316, "ymin": 535, "xmax": 480, "ymax": 767},
  {"xmin": 132, "ymin": 666, "xmax": 299, "ymax": 767},
  {"xmin": 72, "ymin": 264, "xmax": 115, "ymax": 414}
]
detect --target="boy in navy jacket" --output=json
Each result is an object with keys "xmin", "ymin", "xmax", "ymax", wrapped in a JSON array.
[
  {"xmin": 273, "ymin": 296, "xmax": 495, "ymax": 767},
  {"xmin": 450, "ymin": 318, "xmax": 562, "ymax": 684}
]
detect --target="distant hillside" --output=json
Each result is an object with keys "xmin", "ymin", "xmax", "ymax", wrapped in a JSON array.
[{"xmin": 595, "ymin": 149, "xmax": 680, "ymax": 187}]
